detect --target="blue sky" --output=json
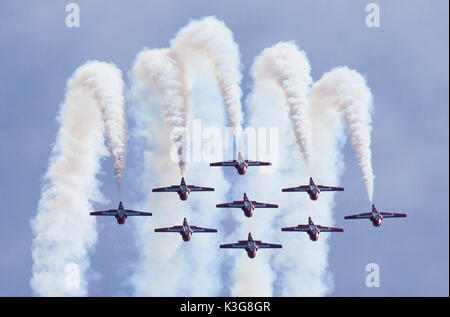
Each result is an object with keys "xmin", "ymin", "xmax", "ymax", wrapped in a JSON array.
[{"xmin": 0, "ymin": 0, "xmax": 448, "ymax": 296}]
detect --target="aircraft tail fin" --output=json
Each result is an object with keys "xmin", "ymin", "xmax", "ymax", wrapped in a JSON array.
[
  {"xmin": 248, "ymin": 232, "xmax": 253, "ymax": 241},
  {"xmin": 238, "ymin": 152, "xmax": 243, "ymax": 162},
  {"xmin": 308, "ymin": 217, "xmax": 313, "ymax": 225},
  {"xmin": 183, "ymin": 217, "xmax": 188, "ymax": 226}
]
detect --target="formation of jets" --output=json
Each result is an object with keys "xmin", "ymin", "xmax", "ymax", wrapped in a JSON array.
[{"xmin": 90, "ymin": 152, "xmax": 407, "ymax": 259}]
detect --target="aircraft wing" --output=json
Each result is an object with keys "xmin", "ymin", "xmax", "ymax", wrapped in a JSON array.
[
  {"xmin": 282, "ymin": 185, "xmax": 309, "ymax": 192},
  {"xmin": 152, "ymin": 185, "xmax": 180, "ymax": 192},
  {"xmin": 380, "ymin": 212, "xmax": 407, "ymax": 218},
  {"xmin": 281, "ymin": 225, "xmax": 309, "ymax": 232},
  {"xmin": 251, "ymin": 201, "xmax": 278, "ymax": 208},
  {"xmin": 317, "ymin": 185, "xmax": 344, "ymax": 192},
  {"xmin": 216, "ymin": 201, "xmax": 245, "ymax": 208},
  {"xmin": 316, "ymin": 225, "xmax": 344, "ymax": 232},
  {"xmin": 255, "ymin": 242, "xmax": 282, "ymax": 248},
  {"xmin": 154, "ymin": 226, "xmax": 184, "ymax": 233},
  {"xmin": 90, "ymin": 209, "xmax": 117, "ymax": 216},
  {"xmin": 344, "ymin": 212, "xmax": 373, "ymax": 219},
  {"xmin": 190, "ymin": 226, "xmax": 217, "ymax": 233},
  {"xmin": 125, "ymin": 210, "xmax": 152, "ymax": 216},
  {"xmin": 210, "ymin": 160, "xmax": 239, "ymax": 167},
  {"xmin": 220, "ymin": 241, "xmax": 248, "ymax": 249},
  {"xmin": 188, "ymin": 185, "xmax": 215, "ymax": 192},
  {"xmin": 245, "ymin": 160, "xmax": 271, "ymax": 166}
]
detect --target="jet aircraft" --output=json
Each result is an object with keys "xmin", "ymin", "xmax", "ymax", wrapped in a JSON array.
[
  {"xmin": 154, "ymin": 218, "xmax": 217, "ymax": 242},
  {"xmin": 281, "ymin": 217, "xmax": 343, "ymax": 241},
  {"xmin": 220, "ymin": 233, "xmax": 282, "ymax": 258},
  {"xmin": 152, "ymin": 177, "xmax": 214, "ymax": 201},
  {"xmin": 89, "ymin": 201, "xmax": 152, "ymax": 225},
  {"xmin": 210, "ymin": 152, "xmax": 271, "ymax": 175},
  {"xmin": 282, "ymin": 177, "xmax": 344, "ymax": 200},
  {"xmin": 344, "ymin": 204, "xmax": 407, "ymax": 227},
  {"xmin": 216, "ymin": 193, "xmax": 278, "ymax": 218}
]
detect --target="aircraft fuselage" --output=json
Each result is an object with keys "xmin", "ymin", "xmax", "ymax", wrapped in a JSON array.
[
  {"xmin": 245, "ymin": 242, "xmax": 258, "ymax": 258},
  {"xmin": 308, "ymin": 184, "xmax": 320, "ymax": 200},
  {"xmin": 115, "ymin": 206, "xmax": 127, "ymax": 225},
  {"xmin": 180, "ymin": 226, "xmax": 193, "ymax": 241},
  {"xmin": 235, "ymin": 162, "xmax": 248, "ymax": 175},
  {"xmin": 242, "ymin": 200, "xmax": 254, "ymax": 217},
  {"xmin": 178, "ymin": 186, "xmax": 190, "ymax": 201},
  {"xmin": 307, "ymin": 222, "xmax": 320, "ymax": 241},
  {"xmin": 370, "ymin": 212, "xmax": 383, "ymax": 227}
]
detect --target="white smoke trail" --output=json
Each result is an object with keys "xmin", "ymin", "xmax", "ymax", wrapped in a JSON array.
[
  {"xmin": 171, "ymin": 16, "xmax": 244, "ymax": 137},
  {"xmin": 239, "ymin": 49, "xmax": 376, "ymax": 296},
  {"xmin": 132, "ymin": 49, "xmax": 188, "ymax": 175},
  {"xmin": 231, "ymin": 74, "xmax": 334, "ymax": 296},
  {"xmin": 30, "ymin": 61, "xmax": 125, "ymax": 296},
  {"xmin": 130, "ymin": 49, "xmax": 230, "ymax": 296},
  {"xmin": 129, "ymin": 16, "xmax": 243, "ymax": 296},
  {"xmin": 251, "ymin": 42, "xmax": 313, "ymax": 164},
  {"xmin": 128, "ymin": 79, "xmax": 187, "ymax": 295},
  {"xmin": 310, "ymin": 67, "xmax": 374, "ymax": 201},
  {"xmin": 265, "ymin": 66, "xmax": 375, "ymax": 296}
]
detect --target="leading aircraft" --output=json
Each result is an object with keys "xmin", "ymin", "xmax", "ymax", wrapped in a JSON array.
[
  {"xmin": 89, "ymin": 201, "xmax": 152, "ymax": 225},
  {"xmin": 152, "ymin": 177, "xmax": 214, "ymax": 201},
  {"xmin": 344, "ymin": 204, "xmax": 407, "ymax": 227},
  {"xmin": 216, "ymin": 193, "xmax": 278, "ymax": 218},
  {"xmin": 282, "ymin": 177, "xmax": 344, "ymax": 200},
  {"xmin": 210, "ymin": 152, "xmax": 271, "ymax": 175},
  {"xmin": 154, "ymin": 218, "xmax": 217, "ymax": 242},
  {"xmin": 220, "ymin": 233, "xmax": 282, "ymax": 258},
  {"xmin": 281, "ymin": 217, "xmax": 344, "ymax": 241}
]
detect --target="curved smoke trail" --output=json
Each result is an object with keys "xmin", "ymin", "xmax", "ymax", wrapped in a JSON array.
[
  {"xmin": 132, "ymin": 49, "xmax": 189, "ymax": 175},
  {"xmin": 130, "ymin": 50, "xmax": 230, "ymax": 297},
  {"xmin": 310, "ymin": 67, "xmax": 374, "ymax": 201},
  {"xmin": 234, "ymin": 52, "xmax": 332, "ymax": 296},
  {"xmin": 251, "ymin": 42, "xmax": 313, "ymax": 164},
  {"xmin": 171, "ymin": 16, "xmax": 244, "ymax": 136},
  {"xmin": 30, "ymin": 61, "xmax": 126, "ymax": 296},
  {"xmin": 73, "ymin": 61, "xmax": 127, "ymax": 187},
  {"xmin": 129, "ymin": 16, "xmax": 242, "ymax": 296},
  {"xmin": 240, "ymin": 51, "xmax": 375, "ymax": 296}
]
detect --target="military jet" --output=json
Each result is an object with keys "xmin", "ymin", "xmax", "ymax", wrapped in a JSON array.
[
  {"xmin": 282, "ymin": 177, "xmax": 344, "ymax": 200},
  {"xmin": 281, "ymin": 217, "xmax": 343, "ymax": 241},
  {"xmin": 152, "ymin": 177, "xmax": 214, "ymax": 201},
  {"xmin": 210, "ymin": 152, "xmax": 271, "ymax": 175},
  {"xmin": 216, "ymin": 193, "xmax": 278, "ymax": 218},
  {"xmin": 220, "ymin": 233, "xmax": 282, "ymax": 258},
  {"xmin": 154, "ymin": 218, "xmax": 217, "ymax": 242},
  {"xmin": 344, "ymin": 204, "xmax": 407, "ymax": 227},
  {"xmin": 89, "ymin": 201, "xmax": 152, "ymax": 225}
]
